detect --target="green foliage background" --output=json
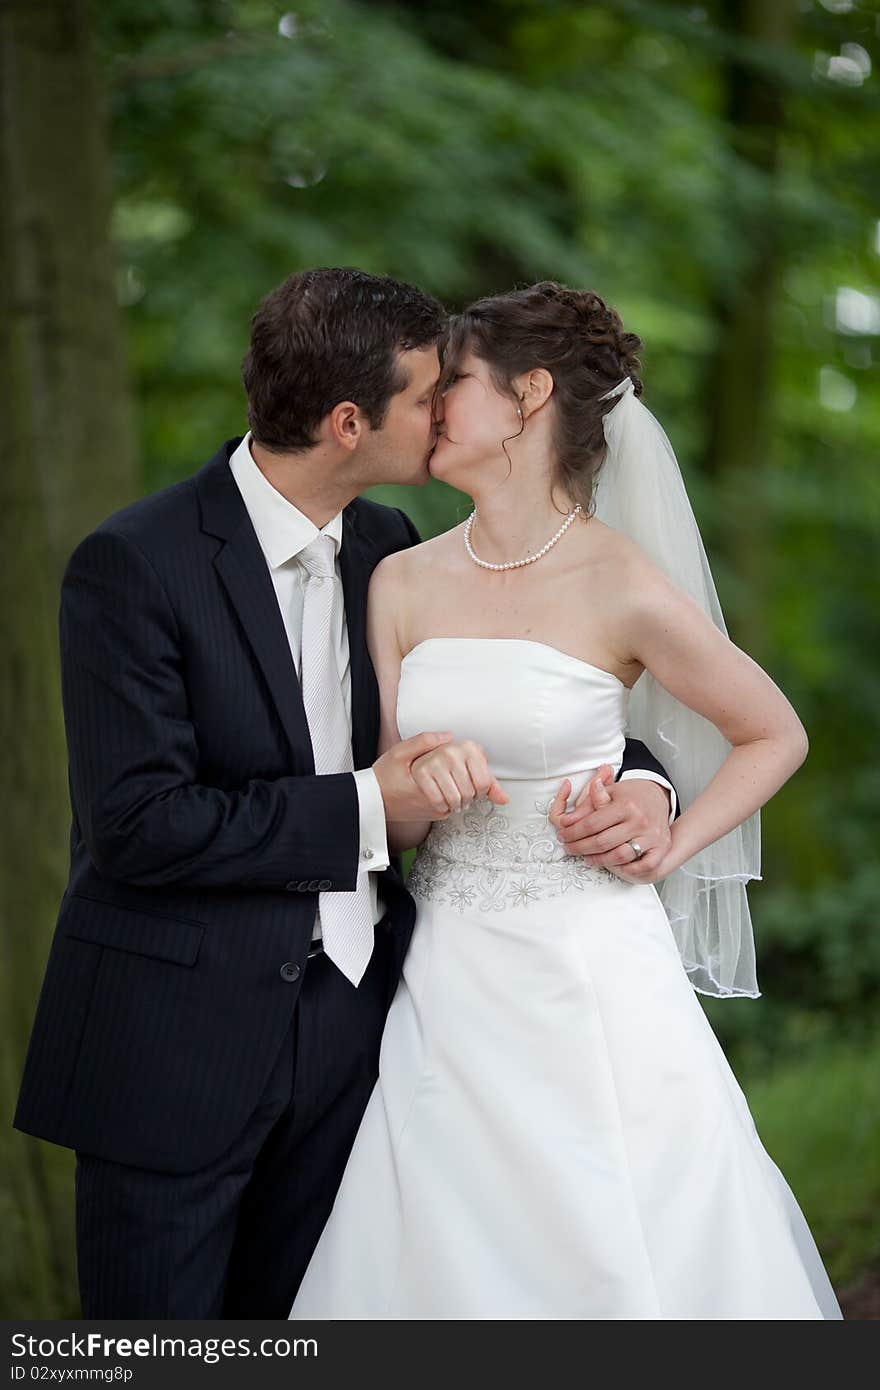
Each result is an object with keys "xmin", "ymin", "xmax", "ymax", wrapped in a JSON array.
[
  {"xmin": 5, "ymin": 0, "xmax": 879, "ymax": 1313},
  {"xmin": 100, "ymin": 0, "xmax": 880, "ymax": 1059},
  {"xmin": 103, "ymin": 0, "xmax": 880, "ymax": 1292}
]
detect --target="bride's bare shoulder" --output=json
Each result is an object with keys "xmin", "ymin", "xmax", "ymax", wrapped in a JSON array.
[
  {"xmin": 580, "ymin": 517, "xmax": 672, "ymax": 605},
  {"xmin": 581, "ymin": 517, "xmax": 649, "ymax": 575},
  {"xmin": 369, "ymin": 521, "xmax": 467, "ymax": 597},
  {"xmin": 375, "ymin": 521, "xmax": 465, "ymax": 572}
]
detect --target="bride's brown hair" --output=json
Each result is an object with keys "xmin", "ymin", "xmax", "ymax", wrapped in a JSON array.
[{"xmin": 439, "ymin": 281, "xmax": 643, "ymax": 516}]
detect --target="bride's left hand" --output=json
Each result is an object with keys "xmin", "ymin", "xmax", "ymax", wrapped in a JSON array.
[{"xmin": 549, "ymin": 768, "xmax": 673, "ymax": 884}]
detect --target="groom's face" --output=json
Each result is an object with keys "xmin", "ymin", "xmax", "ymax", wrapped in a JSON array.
[{"xmin": 357, "ymin": 346, "xmax": 441, "ymax": 487}]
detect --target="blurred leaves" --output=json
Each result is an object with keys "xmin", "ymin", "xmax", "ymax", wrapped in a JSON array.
[
  {"xmin": 0, "ymin": 0, "xmax": 874, "ymax": 1313},
  {"xmin": 91, "ymin": 0, "xmax": 879, "ymax": 1071}
]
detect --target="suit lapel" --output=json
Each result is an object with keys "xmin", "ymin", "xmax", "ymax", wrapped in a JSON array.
[
  {"xmin": 340, "ymin": 504, "xmax": 380, "ymax": 771},
  {"xmin": 197, "ymin": 445, "xmax": 380, "ymax": 772},
  {"xmin": 213, "ymin": 537, "xmax": 315, "ymax": 768},
  {"xmin": 198, "ymin": 444, "xmax": 313, "ymax": 768}
]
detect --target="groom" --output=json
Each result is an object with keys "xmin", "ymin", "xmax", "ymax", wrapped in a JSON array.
[{"xmin": 13, "ymin": 268, "xmax": 677, "ymax": 1319}]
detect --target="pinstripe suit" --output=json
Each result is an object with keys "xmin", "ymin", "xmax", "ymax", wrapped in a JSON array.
[{"xmin": 13, "ymin": 437, "xmax": 676, "ymax": 1316}]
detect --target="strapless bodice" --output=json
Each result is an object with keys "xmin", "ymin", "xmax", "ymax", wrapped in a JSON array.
[
  {"xmin": 397, "ymin": 637, "xmax": 629, "ymax": 784},
  {"xmin": 396, "ymin": 638, "xmax": 631, "ymax": 910}
]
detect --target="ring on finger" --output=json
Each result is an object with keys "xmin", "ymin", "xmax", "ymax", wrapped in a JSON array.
[{"xmin": 628, "ymin": 840, "xmax": 645, "ymax": 861}]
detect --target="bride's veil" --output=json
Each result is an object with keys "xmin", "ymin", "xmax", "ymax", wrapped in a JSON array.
[{"xmin": 593, "ymin": 377, "xmax": 762, "ymax": 999}]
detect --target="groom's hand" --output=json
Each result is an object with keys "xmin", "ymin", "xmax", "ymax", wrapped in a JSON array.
[
  {"xmin": 373, "ymin": 731, "xmax": 465, "ymax": 821},
  {"xmin": 550, "ymin": 766, "xmax": 672, "ymax": 883}
]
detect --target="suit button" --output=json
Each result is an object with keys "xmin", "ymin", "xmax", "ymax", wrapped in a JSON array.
[
  {"xmin": 307, "ymin": 878, "xmax": 320, "ymax": 891},
  {"xmin": 318, "ymin": 879, "xmax": 332, "ymax": 890},
  {"xmin": 285, "ymin": 881, "xmax": 299, "ymax": 892},
  {"xmin": 280, "ymin": 962, "xmax": 301, "ymax": 983}
]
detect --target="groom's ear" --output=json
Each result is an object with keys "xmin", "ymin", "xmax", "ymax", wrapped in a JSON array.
[
  {"xmin": 327, "ymin": 400, "xmax": 364, "ymax": 452},
  {"xmin": 516, "ymin": 367, "xmax": 554, "ymax": 418}
]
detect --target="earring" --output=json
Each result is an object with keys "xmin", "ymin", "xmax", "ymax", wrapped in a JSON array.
[{"xmin": 517, "ymin": 393, "xmax": 525, "ymax": 423}]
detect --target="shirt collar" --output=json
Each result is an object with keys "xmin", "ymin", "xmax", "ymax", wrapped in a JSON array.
[{"xmin": 228, "ymin": 432, "xmax": 344, "ymax": 569}]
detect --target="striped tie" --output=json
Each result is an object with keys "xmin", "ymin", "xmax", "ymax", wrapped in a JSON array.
[{"xmin": 298, "ymin": 534, "xmax": 375, "ymax": 986}]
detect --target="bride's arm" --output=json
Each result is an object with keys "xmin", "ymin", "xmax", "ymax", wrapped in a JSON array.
[
  {"xmin": 623, "ymin": 557, "xmax": 808, "ymax": 878},
  {"xmin": 366, "ymin": 555, "xmax": 434, "ymax": 855}
]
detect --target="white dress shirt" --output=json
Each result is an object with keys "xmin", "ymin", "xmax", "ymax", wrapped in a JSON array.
[
  {"xmin": 618, "ymin": 769, "xmax": 677, "ymax": 823},
  {"xmin": 229, "ymin": 434, "xmax": 389, "ymax": 938}
]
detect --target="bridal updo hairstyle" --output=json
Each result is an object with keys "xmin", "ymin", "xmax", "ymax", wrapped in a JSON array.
[
  {"xmin": 243, "ymin": 267, "xmax": 447, "ymax": 451},
  {"xmin": 440, "ymin": 281, "xmax": 643, "ymax": 515}
]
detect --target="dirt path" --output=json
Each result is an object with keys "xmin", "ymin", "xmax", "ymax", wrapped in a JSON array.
[{"xmin": 839, "ymin": 1266, "xmax": 880, "ymax": 1320}]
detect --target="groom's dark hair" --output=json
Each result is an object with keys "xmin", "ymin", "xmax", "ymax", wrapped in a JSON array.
[{"xmin": 242, "ymin": 267, "xmax": 447, "ymax": 451}]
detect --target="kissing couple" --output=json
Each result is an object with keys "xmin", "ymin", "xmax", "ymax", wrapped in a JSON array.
[{"xmin": 15, "ymin": 268, "xmax": 842, "ymax": 1319}]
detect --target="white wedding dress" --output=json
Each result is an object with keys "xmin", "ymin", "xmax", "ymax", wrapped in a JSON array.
[{"xmin": 290, "ymin": 638, "xmax": 842, "ymax": 1320}]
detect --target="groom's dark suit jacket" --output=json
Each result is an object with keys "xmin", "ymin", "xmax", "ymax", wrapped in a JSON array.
[{"xmin": 13, "ymin": 438, "xmax": 674, "ymax": 1176}]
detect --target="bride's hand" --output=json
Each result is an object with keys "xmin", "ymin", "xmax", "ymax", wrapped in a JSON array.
[
  {"xmin": 410, "ymin": 740, "xmax": 509, "ymax": 816},
  {"xmin": 549, "ymin": 767, "xmax": 671, "ymax": 884}
]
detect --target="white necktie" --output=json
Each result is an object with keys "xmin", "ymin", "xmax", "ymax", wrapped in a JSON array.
[{"xmin": 299, "ymin": 534, "xmax": 375, "ymax": 986}]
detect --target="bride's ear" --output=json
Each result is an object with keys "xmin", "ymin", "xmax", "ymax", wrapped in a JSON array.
[{"xmin": 515, "ymin": 368, "xmax": 554, "ymax": 420}]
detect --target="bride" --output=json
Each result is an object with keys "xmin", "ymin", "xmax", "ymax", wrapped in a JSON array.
[{"xmin": 290, "ymin": 281, "xmax": 842, "ymax": 1319}]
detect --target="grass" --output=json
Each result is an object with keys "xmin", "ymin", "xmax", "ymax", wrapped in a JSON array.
[{"xmin": 742, "ymin": 1032, "xmax": 880, "ymax": 1289}]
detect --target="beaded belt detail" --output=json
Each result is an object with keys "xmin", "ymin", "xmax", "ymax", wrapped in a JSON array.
[{"xmin": 407, "ymin": 797, "xmax": 616, "ymax": 914}]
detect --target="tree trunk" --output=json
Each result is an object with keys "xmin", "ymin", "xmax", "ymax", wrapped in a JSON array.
[
  {"xmin": 702, "ymin": 0, "xmax": 797, "ymax": 656},
  {"xmin": 0, "ymin": 0, "xmax": 137, "ymax": 1316}
]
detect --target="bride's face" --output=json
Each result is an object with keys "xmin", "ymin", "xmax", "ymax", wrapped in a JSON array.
[{"xmin": 429, "ymin": 350, "xmax": 522, "ymax": 488}]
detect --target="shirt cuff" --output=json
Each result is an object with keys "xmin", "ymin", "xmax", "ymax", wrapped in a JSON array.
[
  {"xmin": 617, "ymin": 770, "xmax": 677, "ymax": 825},
  {"xmin": 352, "ymin": 768, "xmax": 391, "ymax": 875}
]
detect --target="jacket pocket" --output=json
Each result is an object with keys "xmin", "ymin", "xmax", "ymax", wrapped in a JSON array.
[{"xmin": 62, "ymin": 893, "xmax": 205, "ymax": 967}]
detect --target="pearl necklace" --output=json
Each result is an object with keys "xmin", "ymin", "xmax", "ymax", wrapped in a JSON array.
[{"xmin": 463, "ymin": 505, "xmax": 582, "ymax": 571}]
